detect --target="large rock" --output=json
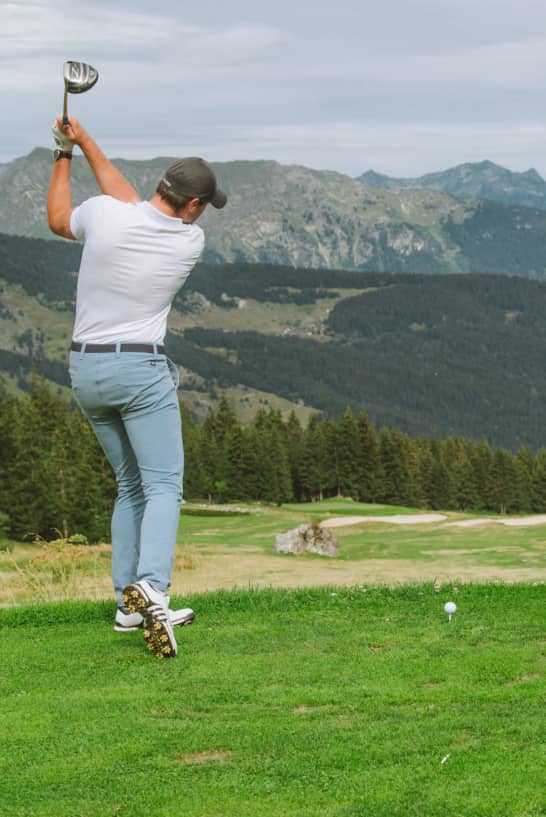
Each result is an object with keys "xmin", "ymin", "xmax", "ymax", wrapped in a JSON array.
[{"xmin": 275, "ymin": 524, "xmax": 339, "ymax": 557}]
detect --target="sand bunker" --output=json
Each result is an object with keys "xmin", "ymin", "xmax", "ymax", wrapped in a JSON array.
[
  {"xmin": 321, "ymin": 513, "xmax": 447, "ymax": 528},
  {"xmin": 321, "ymin": 513, "xmax": 546, "ymax": 529},
  {"xmin": 444, "ymin": 515, "xmax": 546, "ymax": 528}
]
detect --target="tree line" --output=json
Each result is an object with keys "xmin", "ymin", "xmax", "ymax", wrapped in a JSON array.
[{"xmin": 2, "ymin": 381, "xmax": 546, "ymax": 543}]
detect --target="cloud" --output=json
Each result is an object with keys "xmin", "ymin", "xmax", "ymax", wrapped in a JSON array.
[
  {"xmin": 3, "ymin": 0, "xmax": 546, "ymax": 175},
  {"xmin": 95, "ymin": 119, "xmax": 546, "ymax": 180},
  {"xmin": 1, "ymin": 2, "xmax": 175, "ymax": 58}
]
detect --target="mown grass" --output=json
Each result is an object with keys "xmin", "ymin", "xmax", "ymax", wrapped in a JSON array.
[
  {"xmin": 280, "ymin": 499, "xmax": 423, "ymax": 515},
  {"xmin": 336, "ymin": 523, "xmax": 546, "ymax": 567},
  {"xmin": 282, "ymin": 497, "xmax": 423, "ymax": 516},
  {"xmin": 1, "ymin": 584, "xmax": 545, "ymax": 817}
]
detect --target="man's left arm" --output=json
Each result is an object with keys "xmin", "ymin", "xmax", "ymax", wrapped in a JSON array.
[
  {"xmin": 47, "ymin": 115, "xmax": 142, "ymax": 239},
  {"xmin": 47, "ymin": 153, "xmax": 76, "ymax": 239}
]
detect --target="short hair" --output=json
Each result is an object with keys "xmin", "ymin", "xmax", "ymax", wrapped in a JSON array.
[{"xmin": 156, "ymin": 179, "xmax": 193, "ymax": 213}]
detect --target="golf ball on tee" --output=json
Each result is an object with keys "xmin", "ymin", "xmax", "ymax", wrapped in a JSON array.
[{"xmin": 444, "ymin": 602, "xmax": 457, "ymax": 614}]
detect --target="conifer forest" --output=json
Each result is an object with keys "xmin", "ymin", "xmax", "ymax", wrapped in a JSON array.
[{"xmin": 1, "ymin": 381, "xmax": 545, "ymax": 543}]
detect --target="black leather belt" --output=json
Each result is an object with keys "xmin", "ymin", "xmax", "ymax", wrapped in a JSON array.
[{"xmin": 71, "ymin": 342, "xmax": 166, "ymax": 354}]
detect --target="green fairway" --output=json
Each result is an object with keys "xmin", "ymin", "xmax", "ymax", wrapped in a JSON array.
[
  {"xmin": 335, "ymin": 522, "xmax": 546, "ymax": 566},
  {"xmin": 280, "ymin": 499, "xmax": 423, "ymax": 515},
  {"xmin": 1, "ymin": 585, "xmax": 545, "ymax": 817}
]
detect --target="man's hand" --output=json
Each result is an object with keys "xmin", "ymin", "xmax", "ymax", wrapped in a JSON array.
[
  {"xmin": 54, "ymin": 115, "xmax": 89, "ymax": 148},
  {"xmin": 52, "ymin": 123, "xmax": 73, "ymax": 152},
  {"xmin": 53, "ymin": 115, "xmax": 141, "ymax": 203}
]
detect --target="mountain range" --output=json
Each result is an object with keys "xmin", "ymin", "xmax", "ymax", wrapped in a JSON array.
[
  {"xmin": 358, "ymin": 160, "xmax": 546, "ymax": 211},
  {"xmin": 3, "ymin": 150, "xmax": 546, "ymax": 276}
]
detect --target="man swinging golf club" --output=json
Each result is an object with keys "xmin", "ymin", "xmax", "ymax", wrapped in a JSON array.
[{"xmin": 47, "ymin": 115, "xmax": 227, "ymax": 658}]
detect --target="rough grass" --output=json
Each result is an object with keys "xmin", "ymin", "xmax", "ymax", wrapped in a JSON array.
[
  {"xmin": 1, "ymin": 584, "xmax": 545, "ymax": 817},
  {"xmin": 1, "ymin": 501, "xmax": 545, "ymax": 605}
]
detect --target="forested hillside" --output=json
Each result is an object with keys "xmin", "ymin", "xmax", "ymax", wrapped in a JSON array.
[{"xmin": 3, "ymin": 232, "xmax": 546, "ymax": 449}]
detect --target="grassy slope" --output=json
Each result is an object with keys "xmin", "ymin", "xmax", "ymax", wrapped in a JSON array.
[
  {"xmin": 0, "ymin": 279, "xmax": 346, "ymax": 420},
  {"xmin": 1, "ymin": 585, "xmax": 545, "ymax": 817}
]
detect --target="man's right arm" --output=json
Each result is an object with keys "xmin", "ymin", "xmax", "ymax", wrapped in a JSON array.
[{"xmin": 57, "ymin": 116, "xmax": 141, "ymax": 203}]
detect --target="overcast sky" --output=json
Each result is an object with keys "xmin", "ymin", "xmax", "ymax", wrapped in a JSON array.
[{"xmin": 4, "ymin": 0, "xmax": 546, "ymax": 177}]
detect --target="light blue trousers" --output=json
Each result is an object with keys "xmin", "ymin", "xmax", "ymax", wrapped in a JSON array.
[{"xmin": 69, "ymin": 349, "xmax": 183, "ymax": 603}]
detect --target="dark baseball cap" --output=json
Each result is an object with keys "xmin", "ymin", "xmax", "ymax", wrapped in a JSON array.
[{"xmin": 162, "ymin": 157, "xmax": 227, "ymax": 209}]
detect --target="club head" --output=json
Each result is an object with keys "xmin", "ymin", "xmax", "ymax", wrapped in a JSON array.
[{"xmin": 63, "ymin": 61, "xmax": 99, "ymax": 94}]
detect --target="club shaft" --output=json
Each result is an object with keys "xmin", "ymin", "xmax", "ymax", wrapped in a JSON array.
[{"xmin": 63, "ymin": 90, "xmax": 68, "ymax": 126}]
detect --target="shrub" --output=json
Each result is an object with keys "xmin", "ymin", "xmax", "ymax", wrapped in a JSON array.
[{"xmin": 68, "ymin": 533, "xmax": 89, "ymax": 546}]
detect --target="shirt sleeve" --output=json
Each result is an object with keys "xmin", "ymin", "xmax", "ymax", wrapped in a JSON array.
[
  {"xmin": 176, "ymin": 228, "xmax": 205, "ymax": 291},
  {"xmin": 183, "ymin": 228, "xmax": 205, "ymax": 267},
  {"xmin": 69, "ymin": 196, "xmax": 104, "ymax": 242},
  {"xmin": 195, "ymin": 230, "xmax": 205, "ymax": 262}
]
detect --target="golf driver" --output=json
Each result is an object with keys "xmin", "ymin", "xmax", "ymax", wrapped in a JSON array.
[{"xmin": 62, "ymin": 61, "xmax": 99, "ymax": 125}]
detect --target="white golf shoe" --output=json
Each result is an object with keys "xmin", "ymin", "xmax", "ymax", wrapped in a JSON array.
[
  {"xmin": 114, "ymin": 606, "xmax": 195, "ymax": 633},
  {"xmin": 121, "ymin": 580, "xmax": 180, "ymax": 659}
]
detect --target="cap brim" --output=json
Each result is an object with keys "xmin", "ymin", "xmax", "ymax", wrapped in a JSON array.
[{"xmin": 210, "ymin": 189, "xmax": 227, "ymax": 209}]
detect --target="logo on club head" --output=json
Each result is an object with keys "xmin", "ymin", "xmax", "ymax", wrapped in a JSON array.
[{"xmin": 63, "ymin": 61, "xmax": 99, "ymax": 93}]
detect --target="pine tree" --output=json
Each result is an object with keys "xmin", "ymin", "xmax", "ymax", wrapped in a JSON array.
[
  {"xmin": 531, "ymin": 449, "xmax": 546, "ymax": 512},
  {"xmin": 335, "ymin": 407, "xmax": 360, "ymax": 498},
  {"xmin": 268, "ymin": 425, "xmax": 293, "ymax": 504},
  {"xmin": 440, "ymin": 437, "xmax": 471, "ymax": 507},
  {"xmin": 404, "ymin": 436, "xmax": 423, "ymax": 507},
  {"xmin": 426, "ymin": 450, "xmax": 451, "ymax": 510},
  {"xmin": 64, "ymin": 409, "xmax": 115, "ymax": 541},
  {"xmin": 257, "ymin": 410, "xmax": 293, "ymax": 505},
  {"xmin": 214, "ymin": 395, "xmax": 239, "ymax": 448},
  {"xmin": 299, "ymin": 415, "xmax": 328, "ymax": 500},
  {"xmin": 322, "ymin": 417, "xmax": 343, "ymax": 497},
  {"xmin": 379, "ymin": 429, "xmax": 412, "ymax": 505},
  {"xmin": 197, "ymin": 413, "xmax": 222, "ymax": 502},
  {"xmin": 9, "ymin": 377, "xmax": 69, "ymax": 539},
  {"xmin": 284, "ymin": 411, "xmax": 303, "ymax": 500},
  {"xmin": 180, "ymin": 401, "xmax": 204, "ymax": 500},
  {"xmin": 470, "ymin": 440, "xmax": 495, "ymax": 510},
  {"xmin": 0, "ymin": 384, "xmax": 18, "ymax": 523},
  {"xmin": 513, "ymin": 446, "xmax": 534, "ymax": 513},
  {"xmin": 490, "ymin": 448, "xmax": 517, "ymax": 514},
  {"xmin": 239, "ymin": 426, "xmax": 260, "ymax": 499},
  {"xmin": 451, "ymin": 459, "xmax": 481, "ymax": 511},
  {"xmin": 355, "ymin": 411, "xmax": 382, "ymax": 502},
  {"xmin": 224, "ymin": 423, "xmax": 246, "ymax": 499}
]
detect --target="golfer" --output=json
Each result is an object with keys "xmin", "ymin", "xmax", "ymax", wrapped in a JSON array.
[{"xmin": 47, "ymin": 116, "xmax": 227, "ymax": 658}]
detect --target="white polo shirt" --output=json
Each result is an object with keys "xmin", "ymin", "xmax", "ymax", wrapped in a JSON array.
[{"xmin": 70, "ymin": 195, "xmax": 204, "ymax": 344}]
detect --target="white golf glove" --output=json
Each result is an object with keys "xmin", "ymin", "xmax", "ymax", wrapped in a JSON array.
[{"xmin": 52, "ymin": 124, "xmax": 73, "ymax": 153}]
